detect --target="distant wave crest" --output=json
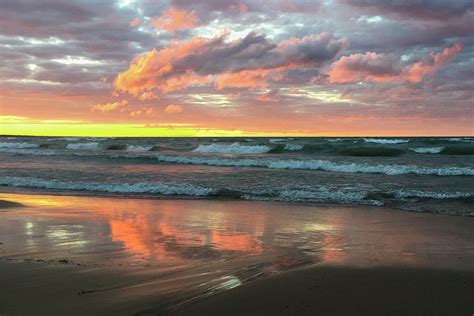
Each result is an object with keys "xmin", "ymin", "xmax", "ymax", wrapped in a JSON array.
[
  {"xmin": 193, "ymin": 143, "xmax": 272, "ymax": 154},
  {"xmin": 66, "ymin": 142, "xmax": 100, "ymax": 150},
  {"xmin": 0, "ymin": 142, "xmax": 39, "ymax": 149},
  {"xmin": 119, "ymin": 154, "xmax": 474, "ymax": 176},
  {"xmin": 363, "ymin": 138, "xmax": 409, "ymax": 144},
  {"xmin": 127, "ymin": 145, "xmax": 153, "ymax": 151},
  {"xmin": 409, "ymin": 147, "xmax": 444, "ymax": 154}
]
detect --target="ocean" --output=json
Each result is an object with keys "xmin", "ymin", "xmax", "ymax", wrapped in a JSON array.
[{"xmin": 1, "ymin": 136, "xmax": 473, "ymax": 216}]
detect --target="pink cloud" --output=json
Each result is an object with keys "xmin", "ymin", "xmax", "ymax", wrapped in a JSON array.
[
  {"xmin": 405, "ymin": 42, "xmax": 463, "ymax": 83},
  {"xmin": 91, "ymin": 100, "xmax": 128, "ymax": 112},
  {"xmin": 114, "ymin": 32, "xmax": 347, "ymax": 98},
  {"xmin": 165, "ymin": 104, "xmax": 184, "ymax": 114},
  {"xmin": 151, "ymin": 7, "xmax": 198, "ymax": 33},
  {"xmin": 328, "ymin": 42, "xmax": 463, "ymax": 84},
  {"xmin": 129, "ymin": 18, "xmax": 140, "ymax": 27}
]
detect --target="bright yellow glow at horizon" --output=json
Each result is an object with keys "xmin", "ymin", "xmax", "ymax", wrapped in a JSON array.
[{"xmin": 0, "ymin": 122, "xmax": 260, "ymax": 137}]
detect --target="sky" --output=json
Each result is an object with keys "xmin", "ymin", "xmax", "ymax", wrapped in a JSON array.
[{"xmin": 1, "ymin": 0, "xmax": 473, "ymax": 136}]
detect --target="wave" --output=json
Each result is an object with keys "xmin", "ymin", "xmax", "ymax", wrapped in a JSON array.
[
  {"xmin": 0, "ymin": 142, "xmax": 39, "ymax": 149},
  {"xmin": 2, "ymin": 176, "xmax": 470, "ymax": 214},
  {"xmin": 440, "ymin": 146, "xmax": 474, "ymax": 155},
  {"xmin": 340, "ymin": 147, "xmax": 403, "ymax": 157},
  {"xmin": 392, "ymin": 190, "xmax": 471, "ymax": 200},
  {"xmin": 278, "ymin": 187, "xmax": 382, "ymax": 205},
  {"xmin": 0, "ymin": 176, "xmax": 213, "ymax": 196},
  {"xmin": 284, "ymin": 144, "xmax": 304, "ymax": 151},
  {"xmin": 269, "ymin": 139, "xmax": 286, "ymax": 143},
  {"xmin": 326, "ymin": 138, "xmax": 345, "ymax": 142},
  {"xmin": 409, "ymin": 147, "xmax": 444, "ymax": 154},
  {"xmin": 66, "ymin": 142, "xmax": 100, "ymax": 150},
  {"xmin": 363, "ymin": 138, "xmax": 409, "ymax": 144},
  {"xmin": 127, "ymin": 145, "xmax": 153, "ymax": 151},
  {"xmin": 117, "ymin": 154, "xmax": 474, "ymax": 176},
  {"xmin": 443, "ymin": 137, "xmax": 474, "ymax": 142},
  {"xmin": 193, "ymin": 143, "xmax": 272, "ymax": 154}
]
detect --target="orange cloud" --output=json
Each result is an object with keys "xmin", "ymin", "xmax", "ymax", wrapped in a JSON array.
[
  {"xmin": 114, "ymin": 38, "xmax": 210, "ymax": 97},
  {"xmin": 328, "ymin": 52, "xmax": 399, "ymax": 83},
  {"xmin": 129, "ymin": 18, "xmax": 140, "ymax": 27},
  {"xmin": 114, "ymin": 32, "xmax": 347, "ymax": 99},
  {"xmin": 165, "ymin": 104, "xmax": 183, "ymax": 114},
  {"xmin": 151, "ymin": 7, "xmax": 198, "ymax": 33},
  {"xmin": 328, "ymin": 42, "xmax": 462, "ymax": 84},
  {"xmin": 91, "ymin": 100, "xmax": 128, "ymax": 112},
  {"xmin": 405, "ymin": 42, "xmax": 463, "ymax": 83},
  {"xmin": 216, "ymin": 69, "xmax": 272, "ymax": 90},
  {"xmin": 129, "ymin": 107, "xmax": 155, "ymax": 117}
]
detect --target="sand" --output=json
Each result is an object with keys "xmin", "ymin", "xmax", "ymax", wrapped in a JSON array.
[
  {"xmin": 0, "ymin": 191, "xmax": 473, "ymax": 315},
  {"xmin": 0, "ymin": 199, "xmax": 24, "ymax": 209},
  {"xmin": 176, "ymin": 265, "xmax": 474, "ymax": 315}
]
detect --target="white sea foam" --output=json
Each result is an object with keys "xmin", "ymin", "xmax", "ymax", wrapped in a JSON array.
[
  {"xmin": 0, "ymin": 176, "xmax": 213, "ymax": 196},
  {"xmin": 119, "ymin": 154, "xmax": 474, "ymax": 176},
  {"xmin": 284, "ymin": 144, "xmax": 304, "ymax": 151},
  {"xmin": 193, "ymin": 143, "xmax": 272, "ymax": 154},
  {"xmin": 269, "ymin": 139, "xmax": 285, "ymax": 143},
  {"xmin": 363, "ymin": 138, "xmax": 409, "ymax": 144},
  {"xmin": 442, "ymin": 137, "xmax": 474, "ymax": 142},
  {"xmin": 409, "ymin": 147, "xmax": 444, "ymax": 154},
  {"xmin": 278, "ymin": 187, "xmax": 382, "ymax": 205},
  {"xmin": 86, "ymin": 137, "xmax": 110, "ymax": 142},
  {"xmin": 66, "ymin": 142, "xmax": 100, "ymax": 150},
  {"xmin": 0, "ymin": 142, "xmax": 39, "ymax": 149},
  {"xmin": 127, "ymin": 145, "xmax": 153, "ymax": 151},
  {"xmin": 392, "ymin": 190, "xmax": 471, "ymax": 200}
]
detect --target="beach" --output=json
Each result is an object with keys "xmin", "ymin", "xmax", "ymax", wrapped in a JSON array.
[{"xmin": 1, "ymin": 192, "xmax": 473, "ymax": 315}]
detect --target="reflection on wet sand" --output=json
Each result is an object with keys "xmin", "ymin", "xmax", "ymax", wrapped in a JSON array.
[
  {"xmin": 1, "ymin": 193, "xmax": 473, "ymax": 272},
  {"xmin": 1, "ymin": 192, "xmax": 473, "ymax": 313}
]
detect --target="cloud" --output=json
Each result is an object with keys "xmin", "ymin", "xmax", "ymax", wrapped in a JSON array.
[
  {"xmin": 170, "ymin": 0, "xmax": 322, "ymax": 18},
  {"xmin": 151, "ymin": 7, "xmax": 199, "ymax": 33},
  {"xmin": 328, "ymin": 42, "xmax": 462, "ymax": 84},
  {"xmin": 405, "ymin": 42, "xmax": 463, "ymax": 83},
  {"xmin": 129, "ymin": 18, "xmax": 141, "ymax": 27},
  {"xmin": 129, "ymin": 107, "xmax": 155, "ymax": 117},
  {"xmin": 165, "ymin": 104, "xmax": 184, "ymax": 114},
  {"xmin": 91, "ymin": 100, "xmax": 128, "ymax": 112},
  {"xmin": 342, "ymin": 0, "xmax": 474, "ymax": 20},
  {"xmin": 114, "ymin": 32, "xmax": 347, "ymax": 97}
]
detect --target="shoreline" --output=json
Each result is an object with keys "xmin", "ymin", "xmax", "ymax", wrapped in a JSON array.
[{"xmin": 0, "ymin": 186, "xmax": 471, "ymax": 218}]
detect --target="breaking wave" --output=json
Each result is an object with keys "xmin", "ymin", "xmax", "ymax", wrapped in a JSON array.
[
  {"xmin": 278, "ymin": 188, "xmax": 381, "ymax": 205},
  {"xmin": 392, "ymin": 190, "xmax": 471, "ymax": 200},
  {"xmin": 66, "ymin": 142, "xmax": 100, "ymax": 150},
  {"xmin": 363, "ymin": 138, "xmax": 409, "ymax": 144},
  {"xmin": 0, "ymin": 176, "xmax": 212, "ymax": 196},
  {"xmin": 284, "ymin": 144, "xmax": 304, "ymax": 151},
  {"xmin": 118, "ymin": 154, "xmax": 474, "ymax": 176},
  {"xmin": 127, "ymin": 145, "xmax": 154, "ymax": 151},
  {"xmin": 409, "ymin": 147, "xmax": 444, "ymax": 154},
  {"xmin": 364, "ymin": 138, "xmax": 409, "ymax": 144},
  {"xmin": 193, "ymin": 143, "xmax": 272, "ymax": 154},
  {"xmin": 0, "ymin": 142, "xmax": 39, "ymax": 149}
]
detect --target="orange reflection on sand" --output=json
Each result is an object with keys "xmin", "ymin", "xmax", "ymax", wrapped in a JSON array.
[
  {"xmin": 211, "ymin": 232, "xmax": 262, "ymax": 254},
  {"xmin": 110, "ymin": 219, "xmax": 153, "ymax": 258}
]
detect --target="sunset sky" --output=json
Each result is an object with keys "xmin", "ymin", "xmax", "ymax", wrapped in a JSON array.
[{"xmin": 1, "ymin": 0, "xmax": 473, "ymax": 136}]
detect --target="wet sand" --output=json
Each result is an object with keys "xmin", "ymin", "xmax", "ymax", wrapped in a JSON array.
[
  {"xmin": 0, "ymin": 199, "xmax": 24, "ymax": 209},
  {"xmin": 177, "ymin": 265, "xmax": 474, "ymax": 315},
  {"xmin": 0, "ymin": 192, "xmax": 473, "ymax": 315}
]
